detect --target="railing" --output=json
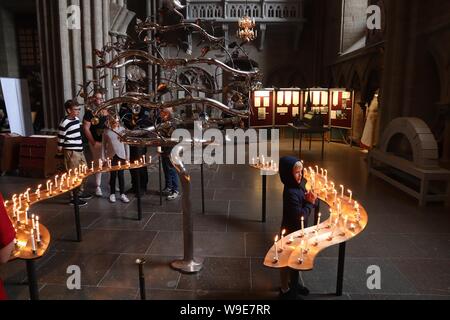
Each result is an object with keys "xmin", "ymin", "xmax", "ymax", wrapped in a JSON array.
[{"xmin": 185, "ymin": 0, "xmax": 304, "ymax": 22}]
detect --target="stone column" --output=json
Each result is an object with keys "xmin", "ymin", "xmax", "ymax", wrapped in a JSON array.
[
  {"xmin": 103, "ymin": 0, "xmax": 113, "ymax": 100},
  {"xmin": 93, "ymin": 0, "xmax": 104, "ymax": 87},
  {"xmin": 58, "ymin": 0, "xmax": 73, "ymax": 102},
  {"xmin": 71, "ymin": 0, "xmax": 84, "ymax": 107},
  {"xmin": 82, "ymin": 0, "xmax": 93, "ymax": 84}
]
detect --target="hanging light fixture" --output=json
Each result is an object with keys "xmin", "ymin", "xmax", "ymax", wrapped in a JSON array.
[{"xmin": 237, "ymin": 3, "xmax": 257, "ymax": 42}]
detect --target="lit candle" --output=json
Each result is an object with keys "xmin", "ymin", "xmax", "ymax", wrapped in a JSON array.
[
  {"xmin": 252, "ymin": 158, "xmax": 255, "ymax": 165},
  {"xmin": 320, "ymin": 168, "xmax": 324, "ymax": 176},
  {"xmin": 55, "ymin": 175, "xmax": 59, "ymax": 187},
  {"xmin": 31, "ymin": 214, "xmax": 35, "ymax": 229},
  {"xmin": 330, "ymin": 182, "xmax": 335, "ymax": 190},
  {"xmin": 149, "ymin": 156, "xmax": 152, "ymax": 164},
  {"xmin": 66, "ymin": 177, "xmax": 70, "ymax": 188},
  {"xmin": 49, "ymin": 183, "xmax": 53, "ymax": 195},
  {"xmin": 16, "ymin": 208, "xmax": 20, "ymax": 222},
  {"xmin": 36, "ymin": 185, "xmax": 41, "ymax": 200},
  {"xmin": 142, "ymin": 156, "xmax": 146, "ymax": 164},
  {"xmin": 25, "ymin": 188, "xmax": 31, "ymax": 202},
  {"xmin": 30, "ymin": 229, "xmax": 36, "ymax": 253},
  {"xmin": 274, "ymin": 236, "xmax": 279, "ymax": 262},
  {"xmin": 68, "ymin": 169, "xmax": 72, "ymax": 177},
  {"xmin": 126, "ymin": 160, "xmax": 130, "ymax": 168},
  {"xmin": 74, "ymin": 168, "xmax": 78, "ymax": 177},
  {"xmin": 46, "ymin": 180, "xmax": 51, "ymax": 191},
  {"xmin": 25, "ymin": 206, "xmax": 29, "ymax": 225},
  {"xmin": 281, "ymin": 229, "xmax": 286, "ymax": 250},
  {"xmin": 324, "ymin": 169, "xmax": 328, "ymax": 178},
  {"xmin": 12, "ymin": 194, "xmax": 17, "ymax": 205},
  {"xmin": 4, "ymin": 200, "xmax": 8, "ymax": 208},
  {"xmin": 348, "ymin": 189, "xmax": 353, "ymax": 203},
  {"xmin": 340, "ymin": 185, "xmax": 344, "ymax": 198},
  {"xmin": 354, "ymin": 201, "xmax": 359, "ymax": 211},
  {"xmin": 59, "ymin": 182, "xmax": 63, "ymax": 192},
  {"xmin": 315, "ymin": 165, "xmax": 319, "ymax": 175},
  {"xmin": 118, "ymin": 161, "xmax": 121, "ymax": 167},
  {"xmin": 91, "ymin": 161, "xmax": 94, "ymax": 172},
  {"xmin": 301, "ymin": 216, "xmax": 305, "ymax": 237},
  {"xmin": 134, "ymin": 160, "xmax": 139, "ymax": 165},
  {"xmin": 157, "ymin": 146, "xmax": 162, "ymax": 153},
  {"xmin": 36, "ymin": 216, "xmax": 41, "ymax": 242},
  {"xmin": 333, "ymin": 189, "xmax": 337, "ymax": 203},
  {"xmin": 18, "ymin": 194, "xmax": 23, "ymax": 209}
]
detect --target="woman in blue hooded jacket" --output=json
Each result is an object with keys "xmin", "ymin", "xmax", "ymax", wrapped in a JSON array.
[{"xmin": 278, "ymin": 156, "xmax": 317, "ymax": 299}]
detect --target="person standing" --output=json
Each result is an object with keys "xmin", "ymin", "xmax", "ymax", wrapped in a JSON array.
[
  {"xmin": 57, "ymin": 100, "xmax": 92, "ymax": 206},
  {"xmin": 0, "ymin": 193, "xmax": 16, "ymax": 300},
  {"xmin": 83, "ymin": 92, "xmax": 108, "ymax": 197},
  {"xmin": 102, "ymin": 117, "xmax": 130, "ymax": 204}
]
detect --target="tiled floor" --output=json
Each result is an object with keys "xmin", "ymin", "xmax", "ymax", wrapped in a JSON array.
[{"xmin": 1, "ymin": 137, "xmax": 450, "ymax": 300}]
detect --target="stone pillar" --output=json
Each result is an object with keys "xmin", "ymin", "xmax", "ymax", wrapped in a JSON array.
[
  {"xmin": 103, "ymin": 0, "xmax": 113, "ymax": 100},
  {"xmin": 71, "ymin": 0, "xmax": 84, "ymax": 105},
  {"xmin": 58, "ymin": 0, "xmax": 73, "ymax": 102},
  {"xmin": 93, "ymin": 0, "xmax": 104, "ymax": 87},
  {"xmin": 82, "ymin": 0, "xmax": 93, "ymax": 84}
]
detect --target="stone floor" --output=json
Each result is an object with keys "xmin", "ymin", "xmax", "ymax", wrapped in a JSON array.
[{"xmin": 1, "ymin": 137, "xmax": 450, "ymax": 300}]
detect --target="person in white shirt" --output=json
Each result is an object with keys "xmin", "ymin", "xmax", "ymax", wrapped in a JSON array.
[{"xmin": 102, "ymin": 117, "xmax": 130, "ymax": 204}]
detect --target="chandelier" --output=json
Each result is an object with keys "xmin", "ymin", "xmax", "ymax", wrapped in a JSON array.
[{"xmin": 237, "ymin": 15, "xmax": 257, "ymax": 42}]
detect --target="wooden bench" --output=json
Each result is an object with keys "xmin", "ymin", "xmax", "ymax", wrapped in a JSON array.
[{"xmin": 369, "ymin": 149, "xmax": 450, "ymax": 207}]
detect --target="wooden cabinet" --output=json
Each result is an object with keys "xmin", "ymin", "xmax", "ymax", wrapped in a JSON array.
[
  {"xmin": 19, "ymin": 135, "xmax": 60, "ymax": 178},
  {"xmin": 0, "ymin": 134, "xmax": 23, "ymax": 173}
]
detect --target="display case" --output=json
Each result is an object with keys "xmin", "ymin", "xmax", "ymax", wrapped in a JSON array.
[
  {"xmin": 302, "ymin": 88, "xmax": 330, "ymax": 126},
  {"xmin": 249, "ymin": 89, "xmax": 275, "ymax": 128},
  {"xmin": 274, "ymin": 89, "xmax": 302, "ymax": 126},
  {"xmin": 330, "ymin": 89, "xmax": 354, "ymax": 129}
]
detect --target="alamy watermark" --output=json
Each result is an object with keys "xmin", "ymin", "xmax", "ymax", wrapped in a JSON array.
[
  {"xmin": 367, "ymin": 5, "xmax": 382, "ymax": 30},
  {"xmin": 171, "ymin": 122, "xmax": 279, "ymax": 175},
  {"xmin": 66, "ymin": 265, "xmax": 81, "ymax": 290},
  {"xmin": 366, "ymin": 265, "xmax": 381, "ymax": 290},
  {"xmin": 67, "ymin": 5, "xmax": 81, "ymax": 30}
]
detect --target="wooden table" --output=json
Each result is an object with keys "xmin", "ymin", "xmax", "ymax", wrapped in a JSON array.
[{"xmin": 288, "ymin": 123, "xmax": 330, "ymax": 160}]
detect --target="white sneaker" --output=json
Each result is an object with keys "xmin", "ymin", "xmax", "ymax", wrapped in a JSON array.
[
  {"xmin": 120, "ymin": 194, "xmax": 130, "ymax": 203},
  {"xmin": 109, "ymin": 194, "xmax": 116, "ymax": 203},
  {"xmin": 167, "ymin": 191, "xmax": 180, "ymax": 201},
  {"xmin": 95, "ymin": 187, "xmax": 103, "ymax": 197}
]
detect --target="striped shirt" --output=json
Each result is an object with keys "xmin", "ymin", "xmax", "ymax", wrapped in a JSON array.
[{"xmin": 58, "ymin": 117, "xmax": 83, "ymax": 151}]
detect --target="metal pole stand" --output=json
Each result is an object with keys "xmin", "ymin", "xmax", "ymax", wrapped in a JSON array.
[
  {"xmin": 26, "ymin": 260, "xmax": 39, "ymax": 300},
  {"xmin": 262, "ymin": 174, "xmax": 267, "ymax": 223},
  {"xmin": 158, "ymin": 154, "xmax": 163, "ymax": 206},
  {"xmin": 73, "ymin": 188, "xmax": 82, "ymax": 242},
  {"xmin": 170, "ymin": 146, "xmax": 203, "ymax": 274},
  {"xmin": 136, "ymin": 258, "xmax": 147, "ymax": 300},
  {"xmin": 336, "ymin": 242, "xmax": 347, "ymax": 296},
  {"xmin": 201, "ymin": 162, "xmax": 205, "ymax": 215},
  {"xmin": 136, "ymin": 172, "xmax": 143, "ymax": 221}
]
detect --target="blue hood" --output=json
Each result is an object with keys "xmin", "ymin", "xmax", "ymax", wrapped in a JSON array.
[{"xmin": 279, "ymin": 156, "xmax": 301, "ymax": 188}]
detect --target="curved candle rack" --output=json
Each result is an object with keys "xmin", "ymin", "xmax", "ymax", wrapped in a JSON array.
[
  {"xmin": 263, "ymin": 167, "xmax": 368, "ymax": 271},
  {"xmin": 4, "ymin": 157, "xmax": 154, "ymax": 262}
]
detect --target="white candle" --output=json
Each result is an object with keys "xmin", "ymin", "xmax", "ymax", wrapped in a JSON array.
[
  {"xmin": 274, "ymin": 236, "xmax": 279, "ymax": 261},
  {"xmin": 252, "ymin": 158, "xmax": 255, "ymax": 165},
  {"xmin": 330, "ymin": 182, "xmax": 335, "ymax": 190},
  {"xmin": 126, "ymin": 160, "xmax": 130, "ymax": 168},
  {"xmin": 348, "ymin": 189, "xmax": 353, "ymax": 203},
  {"xmin": 68, "ymin": 169, "xmax": 72, "ymax": 177},
  {"xmin": 91, "ymin": 161, "xmax": 95, "ymax": 171},
  {"xmin": 25, "ymin": 188, "xmax": 31, "ymax": 202},
  {"xmin": 36, "ymin": 216, "xmax": 41, "ymax": 242},
  {"xmin": 74, "ymin": 168, "xmax": 78, "ymax": 177},
  {"xmin": 49, "ymin": 183, "xmax": 53, "ymax": 195},
  {"xmin": 36, "ymin": 186, "xmax": 41, "ymax": 200},
  {"xmin": 320, "ymin": 168, "xmax": 324, "ymax": 176},
  {"xmin": 19, "ymin": 194, "xmax": 22, "ymax": 209},
  {"xmin": 25, "ymin": 207, "xmax": 29, "ymax": 225},
  {"xmin": 333, "ymin": 190, "xmax": 337, "ymax": 203},
  {"xmin": 315, "ymin": 165, "xmax": 319, "ymax": 175},
  {"xmin": 281, "ymin": 229, "xmax": 286, "ymax": 250},
  {"xmin": 324, "ymin": 169, "xmax": 328, "ymax": 178},
  {"xmin": 157, "ymin": 146, "xmax": 162, "ymax": 153},
  {"xmin": 142, "ymin": 156, "xmax": 146, "ymax": 164},
  {"xmin": 354, "ymin": 201, "xmax": 359, "ymax": 211},
  {"xmin": 55, "ymin": 175, "xmax": 59, "ymax": 187},
  {"xmin": 16, "ymin": 208, "xmax": 20, "ymax": 222},
  {"xmin": 31, "ymin": 229, "xmax": 36, "ymax": 253},
  {"xmin": 149, "ymin": 156, "xmax": 152, "ymax": 164},
  {"xmin": 118, "ymin": 161, "xmax": 121, "ymax": 167},
  {"xmin": 4, "ymin": 200, "xmax": 8, "ymax": 208},
  {"xmin": 46, "ymin": 180, "xmax": 51, "ymax": 191},
  {"xmin": 340, "ymin": 185, "xmax": 344, "ymax": 198},
  {"xmin": 31, "ymin": 214, "xmax": 35, "ymax": 229},
  {"xmin": 301, "ymin": 216, "xmax": 305, "ymax": 237}
]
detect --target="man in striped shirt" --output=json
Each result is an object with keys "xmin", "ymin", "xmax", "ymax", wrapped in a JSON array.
[{"xmin": 57, "ymin": 100, "xmax": 92, "ymax": 206}]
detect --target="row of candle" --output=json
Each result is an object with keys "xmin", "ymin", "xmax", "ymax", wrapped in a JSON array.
[
  {"xmin": 6, "ymin": 155, "xmax": 153, "ymax": 217},
  {"xmin": 251, "ymin": 156, "xmax": 278, "ymax": 171}
]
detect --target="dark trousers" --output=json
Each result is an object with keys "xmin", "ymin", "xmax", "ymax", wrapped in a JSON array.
[
  {"xmin": 110, "ymin": 155, "xmax": 125, "ymax": 195},
  {"xmin": 162, "ymin": 147, "xmax": 179, "ymax": 192},
  {"xmin": 130, "ymin": 146, "xmax": 148, "ymax": 192}
]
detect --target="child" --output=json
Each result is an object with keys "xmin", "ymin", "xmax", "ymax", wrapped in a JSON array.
[
  {"xmin": 278, "ymin": 156, "xmax": 317, "ymax": 299},
  {"xmin": 58, "ymin": 100, "xmax": 92, "ymax": 206},
  {"xmin": 0, "ymin": 193, "xmax": 16, "ymax": 300},
  {"xmin": 102, "ymin": 117, "xmax": 130, "ymax": 204}
]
